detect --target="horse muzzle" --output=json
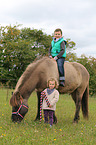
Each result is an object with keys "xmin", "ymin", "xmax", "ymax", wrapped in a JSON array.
[
  {"xmin": 11, "ymin": 114, "xmax": 23, "ymax": 123},
  {"xmin": 11, "ymin": 101, "xmax": 28, "ymax": 123}
]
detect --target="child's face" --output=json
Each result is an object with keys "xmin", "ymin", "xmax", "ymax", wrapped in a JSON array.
[
  {"xmin": 54, "ymin": 31, "xmax": 62, "ymax": 39},
  {"xmin": 49, "ymin": 81, "xmax": 55, "ymax": 89}
]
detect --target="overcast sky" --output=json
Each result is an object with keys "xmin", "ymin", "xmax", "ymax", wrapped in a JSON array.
[{"xmin": 0, "ymin": 0, "xmax": 96, "ymax": 58}]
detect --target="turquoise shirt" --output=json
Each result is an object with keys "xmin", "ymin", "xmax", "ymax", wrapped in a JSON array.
[{"xmin": 51, "ymin": 37, "xmax": 66, "ymax": 57}]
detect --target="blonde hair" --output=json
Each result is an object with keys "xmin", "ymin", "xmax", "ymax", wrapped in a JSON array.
[{"xmin": 47, "ymin": 78, "xmax": 58, "ymax": 88}]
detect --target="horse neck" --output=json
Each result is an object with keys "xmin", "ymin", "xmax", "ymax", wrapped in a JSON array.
[
  {"xmin": 15, "ymin": 57, "xmax": 49, "ymax": 99},
  {"xmin": 19, "ymin": 71, "xmax": 39, "ymax": 99}
]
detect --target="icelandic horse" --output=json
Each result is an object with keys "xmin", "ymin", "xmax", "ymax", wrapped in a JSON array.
[{"xmin": 10, "ymin": 57, "xmax": 89, "ymax": 123}]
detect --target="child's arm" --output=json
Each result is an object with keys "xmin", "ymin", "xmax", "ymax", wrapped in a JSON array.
[
  {"xmin": 56, "ymin": 41, "xmax": 65, "ymax": 59},
  {"xmin": 50, "ymin": 91, "xmax": 59, "ymax": 106},
  {"xmin": 41, "ymin": 91, "xmax": 51, "ymax": 107}
]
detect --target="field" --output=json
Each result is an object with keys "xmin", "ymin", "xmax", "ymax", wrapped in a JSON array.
[{"xmin": 0, "ymin": 89, "xmax": 96, "ymax": 145}]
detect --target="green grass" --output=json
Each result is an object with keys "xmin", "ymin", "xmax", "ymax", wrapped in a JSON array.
[{"xmin": 0, "ymin": 88, "xmax": 96, "ymax": 145}]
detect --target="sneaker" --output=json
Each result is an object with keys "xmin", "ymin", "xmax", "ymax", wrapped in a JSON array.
[
  {"xmin": 50, "ymin": 125, "xmax": 52, "ymax": 128},
  {"xmin": 59, "ymin": 82, "xmax": 65, "ymax": 87}
]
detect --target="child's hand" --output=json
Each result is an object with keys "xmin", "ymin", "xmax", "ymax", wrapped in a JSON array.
[
  {"xmin": 51, "ymin": 57, "xmax": 56, "ymax": 61},
  {"xmin": 49, "ymin": 105, "xmax": 52, "ymax": 108},
  {"xmin": 54, "ymin": 56, "xmax": 58, "ymax": 60},
  {"xmin": 49, "ymin": 56, "xmax": 52, "ymax": 59},
  {"xmin": 41, "ymin": 92, "xmax": 46, "ymax": 98}
]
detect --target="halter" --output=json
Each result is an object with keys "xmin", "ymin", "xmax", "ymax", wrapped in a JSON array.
[{"xmin": 12, "ymin": 100, "xmax": 28, "ymax": 119}]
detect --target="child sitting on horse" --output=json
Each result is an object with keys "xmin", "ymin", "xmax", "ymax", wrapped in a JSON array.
[
  {"xmin": 49, "ymin": 28, "xmax": 67, "ymax": 87},
  {"xmin": 40, "ymin": 78, "xmax": 59, "ymax": 127}
]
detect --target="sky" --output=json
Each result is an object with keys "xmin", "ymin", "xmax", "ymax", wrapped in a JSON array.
[{"xmin": 0, "ymin": 0, "xmax": 96, "ymax": 58}]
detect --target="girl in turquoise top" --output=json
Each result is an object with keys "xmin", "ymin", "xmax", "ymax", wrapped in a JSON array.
[{"xmin": 49, "ymin": 28, "xmax": 67, "ymax": 87}]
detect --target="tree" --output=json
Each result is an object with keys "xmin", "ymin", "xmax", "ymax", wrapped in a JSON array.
[
  {"xmin": 66, "ymin": 38, "xmax": 76, "ymax": 51},
  {"xmin": 0, "ymin": 24, "xmax": 78, "ymax": 89},
  {"xmin": 0, "ymin": 25, "xmax": 52, "ymax": 87},
  {"xmin": 20, "ymin": 28, "xmax": 52, "ymax": 56},
  {"xmin": 77, "ymin": 55, "xmax": 96, "ymax": 96}
]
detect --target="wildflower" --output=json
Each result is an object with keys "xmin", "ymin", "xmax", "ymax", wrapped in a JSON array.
[
  {"xmin": 54, "ymin": 139, "xmax": 56, "ymax": 141},
  {"xmin": 82, "ymin": 124, "xmax": 84, "ymax": 127},
  {"xmin": 81, "ymin": 130, "xmax": 83, "ymax": 134},
  {"xmin": 0, "ymin": 135, "xmax": 3, "ymax": 138},
  {"xmin": 35, "ymin": 130, "xmax": 38, "ymax": 132},
  {"xmin": 60, "ymin": 129, "xmax": 62, "ymax": 131}
]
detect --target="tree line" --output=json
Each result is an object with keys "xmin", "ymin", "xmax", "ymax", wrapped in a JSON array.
[{"xmin": 0, "ymin": 24, "xmax": 96, "ymax": 96}]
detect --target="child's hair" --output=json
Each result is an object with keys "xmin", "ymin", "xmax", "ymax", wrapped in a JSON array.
[
  {"xmin": 47, "ymin": 78, "xmax": 58, "ymax": 88},
  {"xmin": 54, "ymin": 28, "xmax": 62, "ymax": 35}
]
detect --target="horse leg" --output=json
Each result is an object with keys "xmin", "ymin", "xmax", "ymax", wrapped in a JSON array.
[
  {"xmin": 53, "ymin": 111, "xmax": 58, "ymax": 124},
  {"xmin": 35, "ymin": 91, "xmax": 57, "ymax": 123},
  {"xmin": 34, "ymin": 91, "xmax": 41, "ymax": 121},
  {"xmin": 71, "ymin": 89, "xmax": 81, "ymax": 123}
]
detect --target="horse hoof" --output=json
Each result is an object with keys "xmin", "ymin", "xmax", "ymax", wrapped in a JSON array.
[
  {"xmin": 34, "ymin": 117, "xmax": 40, "ymax": 121},
  {"xmin": 53, "ymin": 120, "xmax": 58, "ymax": 124},
  {"xmin": 73, "ymin": 120, "xmax": 78, "ymax": 124}
]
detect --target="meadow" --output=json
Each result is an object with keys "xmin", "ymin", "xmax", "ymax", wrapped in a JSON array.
[{"xmin": 0, "ymin": 88, "xmax": 96, "ymax": 145}]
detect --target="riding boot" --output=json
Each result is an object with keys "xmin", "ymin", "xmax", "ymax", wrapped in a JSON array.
[
  {"xmin": 59, "ymin": 80, "xmax": 65, "ymax": 87},
  {"xmin": 59, "ymin": 76, "xmax": 65, "ymax": 87}
]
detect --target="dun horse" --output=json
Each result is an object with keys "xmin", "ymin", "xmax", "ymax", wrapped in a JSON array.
[{"xmin": 10, "ymin": 57, "xmax": 89, "ymax": 123}]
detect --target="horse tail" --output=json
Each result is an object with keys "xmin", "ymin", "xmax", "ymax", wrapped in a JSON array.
[{"xmin": 81, "ymin": 84, "xmax": 89, "ymax": 119}]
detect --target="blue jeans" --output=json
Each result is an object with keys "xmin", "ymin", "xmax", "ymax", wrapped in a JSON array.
[{"xmin": 56, "ymin": 58, "xmax": 65, "ymax": 81}]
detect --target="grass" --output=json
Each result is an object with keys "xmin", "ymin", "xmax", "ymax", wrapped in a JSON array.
[{"xmin": 0, "ymin": 88, "xmax": 96, "ymax": 145}]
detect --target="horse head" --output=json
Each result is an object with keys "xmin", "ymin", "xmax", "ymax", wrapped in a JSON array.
[{"xmin": 10, "ymin": 91, "xmax": 28, "ymax": 122}]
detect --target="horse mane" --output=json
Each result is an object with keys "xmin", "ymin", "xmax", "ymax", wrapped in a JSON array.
[{"xmin": 15, "ymin": 56, "xmax": 49, "ymax": 92}]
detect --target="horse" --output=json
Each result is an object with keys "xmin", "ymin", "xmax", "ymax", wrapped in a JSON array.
[{"xmin": 10, "ymin": 56, "xmax": 89, "ymax": 123}]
